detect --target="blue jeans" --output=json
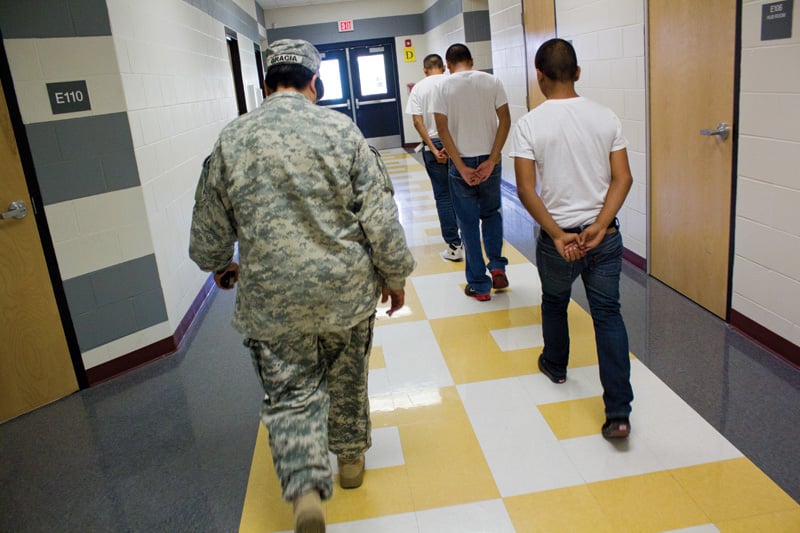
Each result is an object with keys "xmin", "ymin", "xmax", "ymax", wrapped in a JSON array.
[
  {"xmin": 535, "ymin": 229, "xmax": 633, "ymax": 418},
  {"xmin": 422, "ymin": 139, "xmax": 460, "ymax": 247},
  {"xmin": 449, "ymin": 156, "xmax": 508, "ymax": 294}
]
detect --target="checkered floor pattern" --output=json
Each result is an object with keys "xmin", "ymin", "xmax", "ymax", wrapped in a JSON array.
[{"xmin": 239, "ymin": 149, "xmax": 800, "ymax": 532}]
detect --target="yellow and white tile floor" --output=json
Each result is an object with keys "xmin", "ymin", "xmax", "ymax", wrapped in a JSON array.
[{"xmin": 239, "ymin": 149, "xmax": 800, "ymax": 532}]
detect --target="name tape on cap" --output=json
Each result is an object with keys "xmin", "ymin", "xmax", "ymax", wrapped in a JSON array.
[{"xmin": 268, "ymin": 54, "xmax": 302, "ymax": 66}]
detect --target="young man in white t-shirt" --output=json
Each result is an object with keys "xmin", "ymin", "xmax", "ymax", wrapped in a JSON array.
[
  {"xmin": 432, "ymin": 43, "xmax": 511, "ymax": 301},
  {"xmin": 510, "ymin": 38, "xmax": 634, "ymax": 438},
  {"xmin": 406, "ymin": 53, "xmax": 463, "ymax": 262}
]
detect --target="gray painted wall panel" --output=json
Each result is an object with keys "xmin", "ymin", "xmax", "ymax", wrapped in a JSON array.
[
  {"xmin": 26, "ymin": 113, "xmax": 140, "ymax": 205},
  {"xmin": 423, "ymin": 0, "xmax": 462, "ymax": 34},
  {"xmin": 64, "ymin": 255, "xmax": 168, "ymax": 352},
  {"xmin": 256, "ymin": 2, "xmax": 265, "ymax": 27},
  {"xmin": 91, "ymin": 256, "xmax": 162, "ymax": 307},
  {"xmin": 464, "ymin": 10, "xmax": 491, "ymax": 43},
  {"xmin": 183, "ymin": 0, "xmax": 260, "ymax": 43},
  {"xmin": 63, "ymin": 276, "xmax": 97, "ymax": 316},
  {"xmin": 0, "ymin": 0, "xmax": 110, "ymax": 38},
  {"xmin": 69, "ymin": 0, "xmax": 112, "ymax": 36},
  {"xmin": 35, "ymin": 158, "xmax": 107, "ymax": 203},
  {"xmin": 266, "ymin": 14, "xmax": 423, "ymax": 45}
]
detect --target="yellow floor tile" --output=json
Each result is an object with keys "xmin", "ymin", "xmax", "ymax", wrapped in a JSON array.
[
  {"xmin": 430, "ymin": 303, "xmax": 602, "ymax": 384},
  {"xmin": 716, "ymin": 508, "xmax": 800, "ymax": 533},
  {"xmin": 371, "ymin": 387, "xmax": 499, "ymax": 510},
  {"xmin": 670, "ymin": 458, "xmax": 799, "ymax": 522},
  {"xmin": 400, "ymin": 402, "xmax": 500, "ymax": 509},
  {"xmin": 408, "ymin": 243, "xmax": 470, "ymax": 277},
  {"xmin": 370, "ymin": 346, "xmax": 385, "ymax": 369},
  {"xmin": 430, "ymin": 310, "xmax": 540, "ymax": 383},
  {"xmin": 588, "ymin": 471, "xmax": 710, "ymax": 532},
  {"xmin": 325, "ymin": 466, "xmax": 415, "ymax": 524},
  {"xmin": 239, "ymin": 425, "xmax": 295, "ymax": 533},
  {"xmin": 504, "ymin": 485, "xmax": 616, "ymax": 533},
  {"xmin": 538, "ymin": 396, "xmax": 607, "ymax": 439}
]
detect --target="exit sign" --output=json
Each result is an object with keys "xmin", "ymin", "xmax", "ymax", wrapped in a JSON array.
[{"xmin": 338, "ymin": 19, "xmax": 353, "ymax": 32}]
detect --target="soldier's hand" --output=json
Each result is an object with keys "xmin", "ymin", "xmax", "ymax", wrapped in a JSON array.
[
  {"xmin": 381, "ymin": 287, "xmax": 405, "ymax": 316},
  {"xmin": 214, "ymin": 262, "xmax": 239, "ymax": 290}
]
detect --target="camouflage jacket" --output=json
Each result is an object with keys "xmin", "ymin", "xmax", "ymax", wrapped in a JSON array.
[{"xmin": 189, "ymin": 91, "xmax": 415, "ymax": 339}]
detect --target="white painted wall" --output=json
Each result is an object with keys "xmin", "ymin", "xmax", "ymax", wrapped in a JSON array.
[
  {"xmin": 106, "ymin": 0, "xmax": 256, "ymax": 349},
  {"xmin": 733, "ymin": 0, "xmax": 800, "ymax": 346},
  {"xmin": 554, "ymin": 0, "xmax": 647, "ymax": 258},
  {"xmin": 487, "ymin": 0, "xmax": 526, "ymax": 185}
]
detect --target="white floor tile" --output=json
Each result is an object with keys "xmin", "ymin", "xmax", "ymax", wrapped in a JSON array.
[
  {"xmin": 373, "ymin": 321, "xmax": 454, "ymax": 392},
  {"xmin": 326, "ymin": 512, "xmax": 420, "ymax": 533},
  {"xmin": 663, "ymin": 525, "xmax": 721, "ymax": 533},
  {"xmin": 491, "ymin": 324, "xmax": 543, "ymax": 352},
  {"xmin": 329, "ymin": 426, "xmax": 405, "ymax": 473},
  {"xmin": 560, "ymin": 431, "xmax": 668, "ymax": 484},
  {"xmin": 416, "ymin": 499, "xmax": 515, "ymax": 533},
  {"xmin": 627, "ymin": 361, "xmax": 743, "ymax": 468},
  {"xmin": 369, "ymin": 367, "xmax": 392, "ymax": 397},
  {"xmin": 518, "ymin": 365, "xmax": 606, "ymax": 405},
  {"xmin": 413, "ymin": 263, "xmax": 541, "ymax": 320},
  {"xmin": 459, "ymin": 379, "xmax": 585, "ymax": 495}
]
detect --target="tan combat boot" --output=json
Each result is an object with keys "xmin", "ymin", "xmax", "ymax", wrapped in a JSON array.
[
  {"xmin": 337, "ymin": 455, "xmax": 365, "ymax": 489},
  {"xmin": 292, "ymin": 490, "xmax": 325, "ymax": 533}
]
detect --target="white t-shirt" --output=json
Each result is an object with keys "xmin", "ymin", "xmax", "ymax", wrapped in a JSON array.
[
  {"xmin": 430, "ymin": 70, "xmax": 508, "ymax": 157},
  {"xmin": 405, "ymin": 73, "xmax": 446, "ymax": 140},
  {"xmin": 509, "ymin": 96, "xmax": 627, "ymax": 229}
]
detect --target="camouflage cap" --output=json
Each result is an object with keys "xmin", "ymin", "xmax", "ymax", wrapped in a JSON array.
[{"xmin": 265, "ymin": 38, "xmax": 321, "ymax": 73}]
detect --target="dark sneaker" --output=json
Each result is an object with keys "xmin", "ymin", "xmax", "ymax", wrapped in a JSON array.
[
  {"xmin": 537, "ymin": 353, "xmax": 566, "ymax": 384},
  {"xmin": 464, "ymin": 284, "xmax": 491, "ymax": 301},
  {"xmin": 602, "ymin": 417, "xmax": 631, "ymax": 439},
  {"xmin": 491, "ymin": 269, "xmax": 509, "ymax": 290}
]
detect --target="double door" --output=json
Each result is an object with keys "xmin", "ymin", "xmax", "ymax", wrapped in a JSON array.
[{"xmin": 317, "ymin": 40, "xmax": 402, "ymax": 149}]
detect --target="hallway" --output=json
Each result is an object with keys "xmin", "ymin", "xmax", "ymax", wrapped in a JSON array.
[{"xmin": 1, "ymin": 149, "xmax": 799, "ymax": 532}]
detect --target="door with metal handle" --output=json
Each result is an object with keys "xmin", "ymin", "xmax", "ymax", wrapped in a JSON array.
[
  {"xmin": 1, "ymin": 200, "xmax": 27, "ymax": 220},
  {"xmin": 700, "ymin": 122, "xmax": 730, "ymax": 141}
]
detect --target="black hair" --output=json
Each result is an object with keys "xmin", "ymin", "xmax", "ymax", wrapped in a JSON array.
[
  {"xmin": 445, "ymin": 43, "xmax": 472, "ymax": 65},
  {"xmin": 423, "ymin": 54, "xmax": 444, "ymax": 70},
  {"xmin": 264, "ymin": 63, "xmax": 315, "ymax": 92},
  {"xmin": 534, "ymin": 38, "xmax": 579, "ymax": 82}
]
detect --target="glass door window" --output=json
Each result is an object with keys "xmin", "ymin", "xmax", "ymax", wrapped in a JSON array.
[
  {"xmin": 317, "ymin": 48, "xmax": 353, "ymax": 120},
  {"xmin": 317, "ymin": 40, "xmax": 402, "ymax": 149}
]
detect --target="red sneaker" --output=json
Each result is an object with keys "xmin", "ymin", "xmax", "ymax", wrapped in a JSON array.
[
  {"xmin": 465, "ymin": 284, "xmax": 491, "ymax": 301},
  {"xmin": 491, "ymin": 270, "xmax": 509, "ymax": 290}
]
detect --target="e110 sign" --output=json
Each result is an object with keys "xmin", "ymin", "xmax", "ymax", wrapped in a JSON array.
[{"xmin": 47, "ymin": 80, "xmax": 91, "ymax": 114}]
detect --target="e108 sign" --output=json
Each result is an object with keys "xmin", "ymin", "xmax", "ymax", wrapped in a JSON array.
[{"xmin": 47, "ymin": 80, "xmax": 91, "ymax": 114}]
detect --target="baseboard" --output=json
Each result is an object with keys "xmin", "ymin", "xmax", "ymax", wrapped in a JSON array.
[
  {"xmin": 623, "ymin": 248, "xmax": 646, "ymax": 271},
  {"xmin": 729, "ymin": 309, "xmax": 800, "ymax": 369},
  {"xmin": 86, "ymin": 275, "xmax": 217, "ymax": 386}
]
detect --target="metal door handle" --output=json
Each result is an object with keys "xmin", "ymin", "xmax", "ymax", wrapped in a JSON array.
[
  {"xmin": 700, "ymin": 122, "xmax": 730, "ymax": 141},
  {"xmin": 1, "ymin": 200, "xmax": 27, "ymax": 220},
  {"xmin": 356, "ymin": 98, "xmax": 396, "ymax": 106}
]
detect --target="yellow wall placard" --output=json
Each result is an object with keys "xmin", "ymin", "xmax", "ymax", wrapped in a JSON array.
[{"xmin": 403, "ymin": 47, "xmax": 416, "ymax": 62}]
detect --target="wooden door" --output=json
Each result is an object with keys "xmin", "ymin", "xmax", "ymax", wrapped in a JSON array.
[
  {"xmin": 649, "ymin": 0, "xmax": 738, "ymax": 319},
  {"xmin": 0, "ymin": 76, "xmax": 78, "ymax": 423},
  {"xmin": 522, "ymin": 0, "xmax": 556, "ymax": 109}
]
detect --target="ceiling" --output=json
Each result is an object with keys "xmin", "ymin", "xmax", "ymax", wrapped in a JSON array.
[{"xmin": 255, "ymin": 0, "xmax": 345, "ymax": 9}]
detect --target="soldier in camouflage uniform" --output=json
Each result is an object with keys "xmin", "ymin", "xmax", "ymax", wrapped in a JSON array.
[{"xmin": 188, "ymin": 39, "xmax": 415, "ymax": 533}]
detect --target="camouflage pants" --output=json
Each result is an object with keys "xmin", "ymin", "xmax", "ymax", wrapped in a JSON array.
[{"xmin": 244, "ymin": 314, "xmax": 374, "ymax": 501}]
